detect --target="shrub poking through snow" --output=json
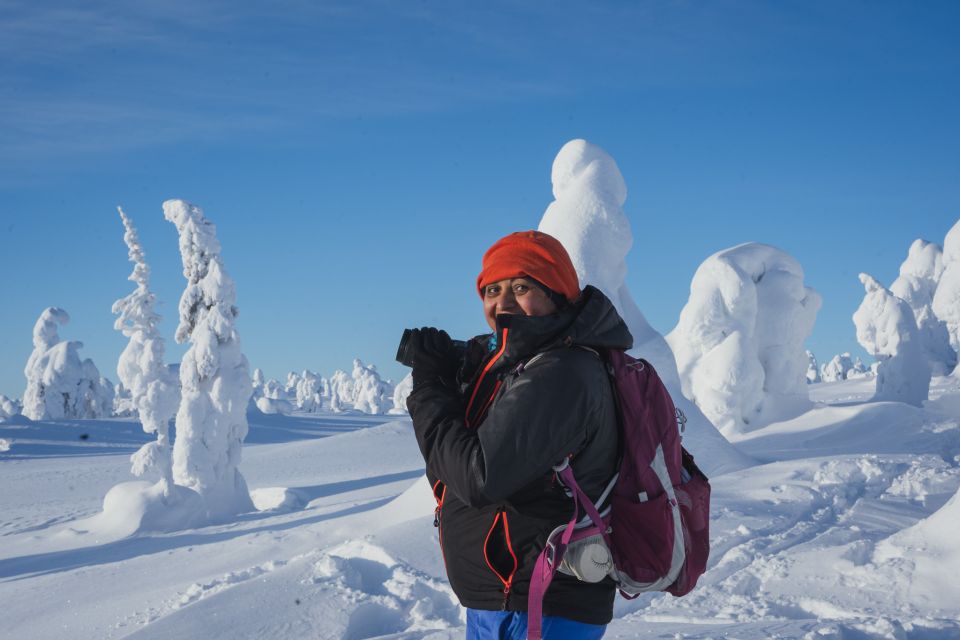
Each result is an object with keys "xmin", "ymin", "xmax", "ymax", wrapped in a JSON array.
[
  {"xmin": 22, "ymin": 307, "xmax": 114, "ymax": 420},
  {"xmin": 892, "ymin": 239, "xmax": 956, "ymax": 376},
  {"xmin": 164, "ymin": 199, "xmax": 254, "ymax": 518},
  {"xmin": 112, "ymin": 207, "xmax": 179, "ymax": 490},
  {"xmin": 667, "ymin": 243, "xmax": 822, "ymax": 435},
  {"xmin": 854, "ymin": 273, "xmax": 931, "ymax": 406}
]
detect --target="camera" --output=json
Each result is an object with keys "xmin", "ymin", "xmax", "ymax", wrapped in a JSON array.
[{"xmin": 396, "ymin": 328, "xmax": 467, "ymax": 367}]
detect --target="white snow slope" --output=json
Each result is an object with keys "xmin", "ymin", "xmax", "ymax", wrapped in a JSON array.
[{"xmin": 3, "ymin": 379, "xmax": 960, "ymax": 639}]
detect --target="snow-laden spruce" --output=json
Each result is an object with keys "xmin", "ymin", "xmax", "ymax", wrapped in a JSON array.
[
  {"xmin": 390, "ymin": 372, "xmax": 413, "ymax": 414},
  {"xmin": 821, "ymin": 352, "xmax": 855, "ymax": 382},
  {"xmin": 667, "ymin": 243, "xmax": 822, "ymax": 435},
  {"xmin": 891, "ymin": 238, "xmax": 956, "ymax": 376},
  {"xmin": 328, "ymin": 368, "xmax": 352, "ymax": 412},
  {"xmin": 112, "ymin": 207, "xmax": 179, "ymax": 490},
  {"xmin": 845, "ymin": 356, "xmax": 872, "ymax": 379},
  {"xmin": 806, "ymin": 351, "xmax": 821, "ymax": 383},
  {"xmin": 22, "ymin": 307, "xmax": 114, "ymax": 420},
  {"xmin": 931, "ymin": 221, "xmax": 960, "ymax": 375},
  {"xmin": 538, "ymin": 138, "xmax": 752, "ymax": 473},
  {"xmin": 854, "ymin": 273, "xmax": 931, "ymax": 406},
  {"xmin": 352, "ymin": 359, "xmax": 390, "ymax": 414},
  {"xmin": 165, "ymin": 199, "xmax": 255, "ymax": 518},
  {"xmin": 294, "ymin": 370, "xmax": 324, "ymax": 413}
]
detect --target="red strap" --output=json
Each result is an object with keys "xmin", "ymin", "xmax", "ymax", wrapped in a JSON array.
[
  {"xmin": 527, "ymin": 473, "xmax": 581, "ymax": 640},
  {"xmin": 556, "ymin": 466, "xmax": 611, "ymax": 548}
]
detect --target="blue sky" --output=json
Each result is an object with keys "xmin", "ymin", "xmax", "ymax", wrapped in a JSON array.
[{"xmin": 2, "ymin": 1, "xmax": 959, "ymax": 397}]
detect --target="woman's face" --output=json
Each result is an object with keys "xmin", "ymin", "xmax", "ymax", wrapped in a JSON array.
[{"xmin": 482, "ymin": 277, "xmax": 558, "ymax": 330}]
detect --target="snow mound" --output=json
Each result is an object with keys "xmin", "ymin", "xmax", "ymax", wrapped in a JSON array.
[
  {"xmin": 255, "ymin": 396, "xmax": 294, "ymax": 415},
  {"xmin": 667, "ymin": 243, "xmax": 822, "ymax": 436},
  {"xmin": 249, "ymin": 486, "xmax": 309, "ymax": 512},
  {"xmin": 81, "ymin": 480, "xmax": 206, "ymax": 537},
  {"xmin": 539, "ymin": 138, "xmax": 752, "ymax": 475},
  {"xmin": 305, "ymin": 540, "xmax": 463, "ymax": 637}
]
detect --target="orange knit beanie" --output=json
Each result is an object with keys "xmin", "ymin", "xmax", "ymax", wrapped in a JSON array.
[{"xmin": 476, "ymin": 231, "xmax": 581, "ymax": 302}]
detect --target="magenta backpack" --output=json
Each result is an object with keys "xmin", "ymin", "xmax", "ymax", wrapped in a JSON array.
[{"xmin": 527, "ymin": 351, "xmax": 711, "ymax": 640}]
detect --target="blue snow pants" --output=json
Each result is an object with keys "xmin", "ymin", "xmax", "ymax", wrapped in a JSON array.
[{"xmin": 465, "ymin": 609, "xmax": 607, "ymax": 640}]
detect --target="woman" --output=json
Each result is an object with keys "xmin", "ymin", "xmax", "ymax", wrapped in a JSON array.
[{"xmin": 405, "ymin": 230, "xmax": 632, "ymax": 639}]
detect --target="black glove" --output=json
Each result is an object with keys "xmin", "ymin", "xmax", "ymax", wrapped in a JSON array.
[{"xmin": 405, "ymin": 327, "xmax": 461, "ymax": 387}]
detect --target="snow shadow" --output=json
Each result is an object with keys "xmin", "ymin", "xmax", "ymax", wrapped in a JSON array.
[
  {"xmin": 244, "ymin": 411, "xmax": 396, "ymax": 444},
  {"xmin": 0, "ymin": 496, "xmax": 395, "ymax": 582},
  {"xmin": 0, "ymin": 417, "xmax": 152, "ymax": 458}
]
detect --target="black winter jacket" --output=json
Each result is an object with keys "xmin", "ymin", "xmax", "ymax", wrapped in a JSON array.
[{"xmin": 407, "ymin": 286, "xmax": 633, "ymax": 624}]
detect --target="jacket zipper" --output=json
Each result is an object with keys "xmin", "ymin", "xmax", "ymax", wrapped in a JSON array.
[
  {"xmin": 482, "ymin": 509, "xmax": 519, "ymax": 609},
  {"xmin": 465, "ymin": 328, "xmax": 509, "ymax": 428},
  {"xmin": 432, "ymin": 481, "xmax": 450, "ymax": 577}
]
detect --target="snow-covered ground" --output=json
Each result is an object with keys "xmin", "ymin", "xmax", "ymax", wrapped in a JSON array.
[{"xmin": 3, "ymin": 377, "xmax": 960, "ymax": 639}]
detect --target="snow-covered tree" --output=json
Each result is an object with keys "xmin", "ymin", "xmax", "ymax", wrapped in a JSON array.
[
  {"xmin": 262, "ymin": 377, "xmax": 283, "ymax": 399},
  {"xmin": 112, "ymin": 207, "xmax": 179, "ymax": 490},
  {"xmin": 0, "ymin": 395, "xmax": 21, "ymax": 420},
  {"xmin": 854, "ymin": 273, "xmax": 931, "ymax": 406},
  {"xmin": 538, "ymin": 139, "xmax": 751, "ymax": 470},
  {"xmin": 285, "ymin": 371, "xmax": 300, "ymax": 398},
  {"xmin": 22, "ymin": 308, "xmax": 114, "ymax": 420},
  {"xmin": 165, "ymin": 199, "xmax": 254, "ymax": 519},
  {"xmin": 846, "ymin": 357, "xmax": 872, "ymax": 380},
  {"xmin": 667, "ymin": 243, "xmax": 822, "ymax": 435},
  {"xmin": 329, "ymin": 369, "xmax": 353, "ymax": 411},
  {"xmin": 891, "ymin": 239, "xmax": 955, "ymax": 376},
  {"xmin": 295, "ymin": 370, "xmax": 324, "ymax": 412},
  {"xmin": 390, "ymin": 373, "xmax": 413, "ymax": 414},
  {"xmin": 352, "ymin": 360, "xmax": 388, "ymax": 414},
  {"xmin": 821, "ymin": 352, "xmax": 855, "ymax": 382},
  {"xmin": 933, "ymin": 220, "xmax": 960, "ymax": 372},
  {"xmin": 113, "ymin": 383, "xmax": 135, "ymax": 417},
  {"xmin": 806, "ymin": 351, "xmax": 821, "ymax": 384}
]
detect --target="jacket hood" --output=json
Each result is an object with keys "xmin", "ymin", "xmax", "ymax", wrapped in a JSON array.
[{"xmin": 493, "ymin": 285, "xmax": 633, "ymax": 365}]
